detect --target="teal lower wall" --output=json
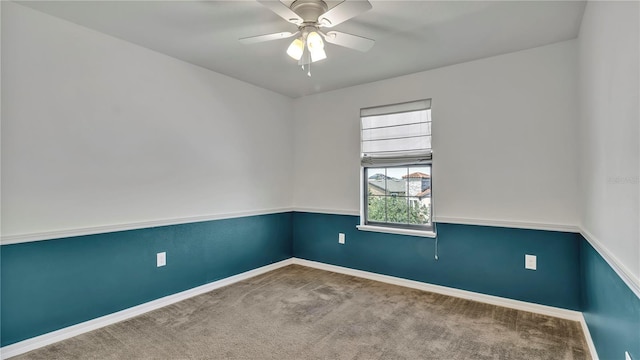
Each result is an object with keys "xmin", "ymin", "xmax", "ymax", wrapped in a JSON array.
[
  {"xmin": 4, "ymin": 210, "xmax": 639, "ymax": 359},
  {"xmin": 580, "ymin": 237, "xmax": 640, "ymax": 360},
  {"xmin": 292, "ymin": 212, "xmax": 581, "ymax": 310},
  {"xmin": 0, "ymin": 212, "xmax": 293, "ymax": 347}
]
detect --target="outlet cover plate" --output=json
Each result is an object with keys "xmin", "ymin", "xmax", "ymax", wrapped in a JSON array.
[
  {"xmin": 338, "ymin": 233, "xmax": 345, "ymax": 244},
  {"xmin": 525, "ymin": 254, "xmax": 536, "ymax": 270},
  {"xmin": 157, "ymin": 252, "xmax": 166, "ymax": 267}
]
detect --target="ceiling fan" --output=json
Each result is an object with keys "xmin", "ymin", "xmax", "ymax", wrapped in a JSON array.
[{"xmin": 240, "ymin": 0, "xmax": 375, "ymax": 76}]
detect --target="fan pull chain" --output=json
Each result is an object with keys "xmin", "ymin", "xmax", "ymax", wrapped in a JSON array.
[{"xmin": 301, "ymin": 62, "xmax": 311, "ymax": 77}]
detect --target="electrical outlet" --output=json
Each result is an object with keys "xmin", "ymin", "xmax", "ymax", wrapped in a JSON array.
[
  {"xmin": 157, "ymin": 252, "xmax": 166, "ymax": 267},
  {"xmin": 525, "ymin": 254, "xmax": 536, "ymax": 270},
  {"xmin": 338, "ymin": 233, "xmax": 345, "ymax": 244},
  {"xmin": 626, "ymin": 351, "xmax": 632, "ymax": 360}
]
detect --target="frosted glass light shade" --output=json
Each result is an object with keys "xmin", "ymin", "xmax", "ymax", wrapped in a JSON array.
[
  {"xmin": 310, "ymin": 47, "xmax": 327, "ymax": 62},
  {"xmin": 307, "ymin": 31, "xmax": 323, "ymax": 49},
  {"xmin": 306, "ymin": 31, "xmax": 326, "ymax": 62},
  {"xmin": 286, "ymin": 38, "xmax": 304, "ymax": 60}
]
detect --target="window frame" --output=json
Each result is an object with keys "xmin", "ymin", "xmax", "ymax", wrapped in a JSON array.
[
  {"xmin": 357, "ymin": 99, "xmax": 435, "ymax": 238},
  {"xmin": 361, "ymin": 163, "xmax": 434, "ymax": 234}
]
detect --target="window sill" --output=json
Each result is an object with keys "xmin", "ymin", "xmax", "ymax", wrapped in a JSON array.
[{"xmin": 356, "ymin": 225, "xmax": 436, "ymax": 238}]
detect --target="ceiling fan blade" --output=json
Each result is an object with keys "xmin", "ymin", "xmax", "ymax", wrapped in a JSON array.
[
  {"xmin": 318, "ymin": 0, "xmax": 372, "ymax": 28},
  {"xmin": 257, "ymin": 0, "xmax": 303, "ymax": 25},
  {"xmin": 323, "ymin": 31, "xmax": 375, "ymax": 52},
  {"xmin": 239, "ymin": 31, "xmax": 296, "ymax": 44}
]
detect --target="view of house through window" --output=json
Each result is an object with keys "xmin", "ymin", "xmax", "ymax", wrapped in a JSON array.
[
  {"xmin": 360, "ymin": 99, "xmax": 432, "ymax": 232},
  {"xmin": 366, "ymin": 165, "xmax": 432, "ymax": 228}
]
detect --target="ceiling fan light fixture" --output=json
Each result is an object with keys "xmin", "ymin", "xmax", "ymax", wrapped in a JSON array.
[
  {"xmin": 307, "ymin": 31, "xmax": 323, "ymax": 50},
  {"xmin": 286, "ymin": 37, "xmax": 305, "ymax": 60},
  {"xmin": 306, "ymin": 31, "xmax": 326, "ymax": 62},
  {"xmin": 244, "ymin": 0, "xmax": 375, "ymax": 73},
  {"xmin": 310, "ymin": 47, "xmax": 326, "ymax": 62}
]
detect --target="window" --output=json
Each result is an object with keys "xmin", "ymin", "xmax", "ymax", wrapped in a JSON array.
[{"xmin": 359, "ymin": 99, "xmax": 433, "ymax": 235}]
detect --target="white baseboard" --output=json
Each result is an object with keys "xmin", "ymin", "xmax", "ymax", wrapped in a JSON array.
[
  {"xmin": 292, "ymin": 258, "xmax": 583, "ymax": 321},
  {"xmin": 0, "ymin": 259, "xmax": 294, "ymax": 360}
]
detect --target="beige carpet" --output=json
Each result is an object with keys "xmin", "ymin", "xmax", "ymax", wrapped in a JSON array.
[{"xmin": 12, "ymin": 265, "xmax": 590, "ymax": 359}]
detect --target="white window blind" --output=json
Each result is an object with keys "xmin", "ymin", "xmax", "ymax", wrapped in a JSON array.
[{"xmin": 360, "ymin": 99, "xmax": 432, "ymax": 166}]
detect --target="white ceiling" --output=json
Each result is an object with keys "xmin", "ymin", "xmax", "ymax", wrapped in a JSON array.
[{"xmin": 17, "ymin": 1, "xmax": 586, "ymax": 98}]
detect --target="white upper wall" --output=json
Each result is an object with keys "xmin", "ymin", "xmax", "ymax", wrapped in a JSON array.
[
  {"xmin": 1, "ymin": 1, "xmax": 587, "ymax": 240},
  {"xmin": 1, "ymin": 2, "xmax": 294, "ymax": 238},
  {"xmin": 292, "ymin": 40, "xmax": 579, "ymax": 228},
  {"xmin": 578, "ymin": 1, "xmax": 640, "ymax": 281}
]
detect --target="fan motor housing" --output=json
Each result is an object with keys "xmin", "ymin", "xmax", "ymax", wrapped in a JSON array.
[{"xmin": 290, "ymin": 0, "xmax": 328, "ymax": 23}]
